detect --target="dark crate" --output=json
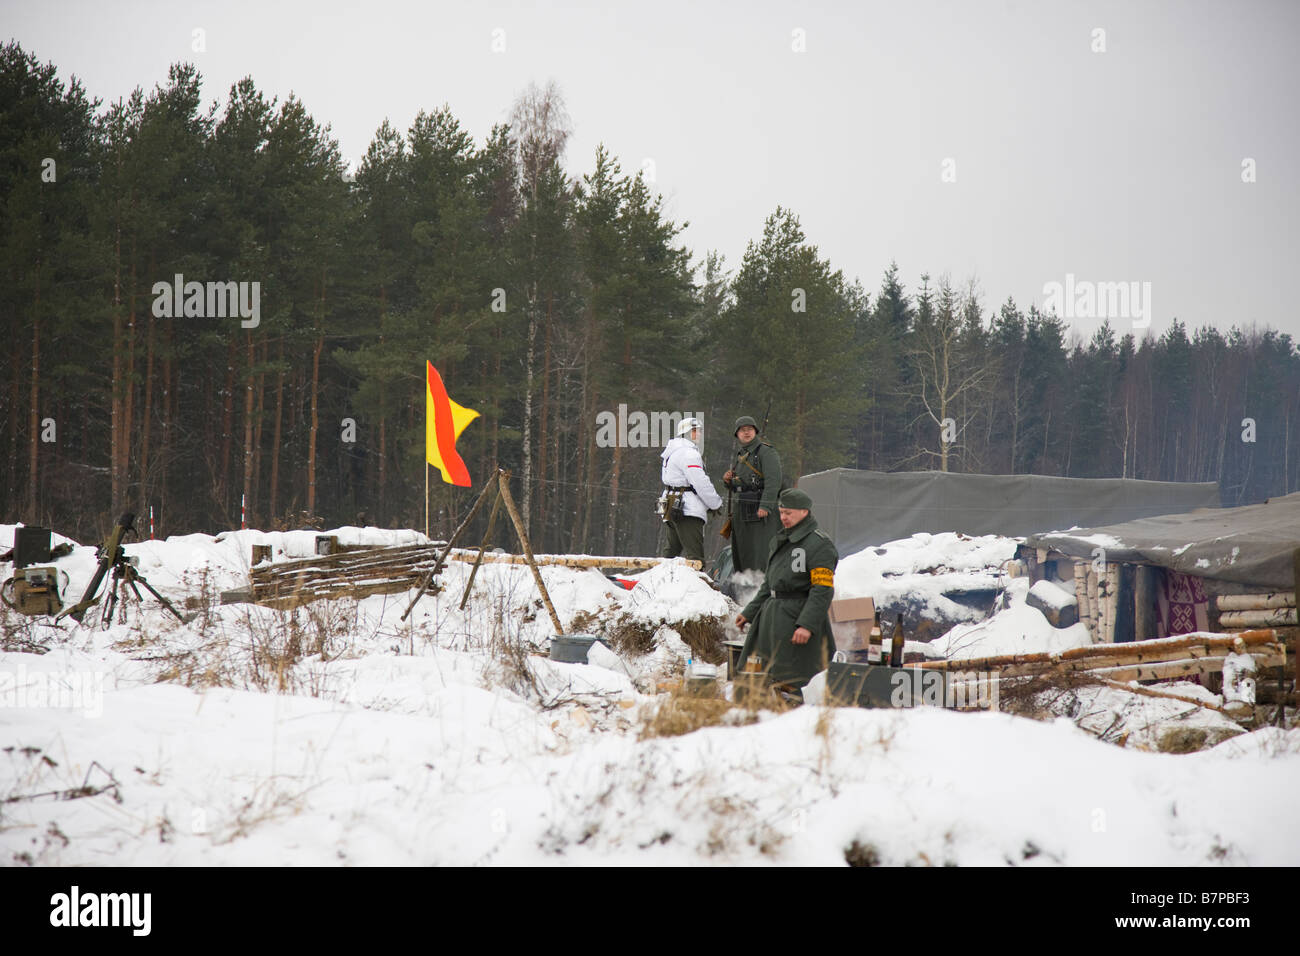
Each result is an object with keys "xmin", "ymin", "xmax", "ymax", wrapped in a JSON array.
[
  {"xmin": 14, "ymin": 526, "xmax": 52, "ymax": 568},
  {"xmin": 825, "ymin": 662, "xmax": 951, "ymax": 709}
]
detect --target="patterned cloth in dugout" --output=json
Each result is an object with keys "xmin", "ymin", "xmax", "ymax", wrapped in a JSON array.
[{"xmin": 1157, "ymin": 570, "xmax": 1209, "ymax": 637}]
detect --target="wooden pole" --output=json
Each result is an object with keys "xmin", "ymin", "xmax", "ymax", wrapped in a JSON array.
[
  {"xmin": 496, "ymin": 469, "xmax": 564, "ymax": 636},
  {"xmin": 1093, "ymin": 677, "xmax": 1234, "ymax": 715},
  {"xmin": 401, "ymin": 478, "xmax": 497, "ymax": 621},
  {"xmin": 459, "ymin": 477, "xmax": 504, "ymax": 610}
]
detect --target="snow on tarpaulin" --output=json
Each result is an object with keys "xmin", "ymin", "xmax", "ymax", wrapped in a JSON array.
[
  {"xmin": 835, "ymin": 532, "xmax": 1018, "ymax": 639},
  {"xmin": 1027, "ymin": 491, "xmax": 1300, "ymax": 588},
  {"xmin": 925, "ymin": 578, "xmax": 1093, "ymax": 660}
]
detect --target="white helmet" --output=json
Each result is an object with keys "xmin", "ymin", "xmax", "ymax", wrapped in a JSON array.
[{"xmin": 676, "ymin": 417, "xmax": 703, "ymax": 437}]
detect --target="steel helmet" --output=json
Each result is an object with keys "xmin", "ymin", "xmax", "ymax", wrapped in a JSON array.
[{"xmin": 676, "ymin": 417, "xmax": 703, "ymax": 437}]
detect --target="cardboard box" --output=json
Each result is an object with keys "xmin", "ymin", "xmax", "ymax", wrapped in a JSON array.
[{"xmin": 829, "ymin": 596, "xmax": 876, "ymax": 652}]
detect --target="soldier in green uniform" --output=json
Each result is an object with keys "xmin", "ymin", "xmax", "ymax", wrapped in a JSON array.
[
  {"xmin": 722, "ymin": 415, "xmax": 783, "ymax": 573},
  {"xmin": 733, "ymin": 487, "xmax": 838, "ymax": 694}
]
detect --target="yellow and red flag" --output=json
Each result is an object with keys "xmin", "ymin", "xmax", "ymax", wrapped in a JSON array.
[{"xmin": 425, "ymin": 361, "xmax": 479, "ymax": 486}]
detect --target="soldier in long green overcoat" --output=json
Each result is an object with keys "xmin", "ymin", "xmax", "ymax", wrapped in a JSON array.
[
  {"xmin": 734, "ymin": 488, "xmax": 839, "ymax": 692},
  {"xmin": 722, "ymin": 416, "xmax": 783, "ymax": 573}
]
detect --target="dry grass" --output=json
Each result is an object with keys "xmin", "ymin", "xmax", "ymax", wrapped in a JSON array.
[
  {"xmin": 483, "ymin": 597, "xmax": 545, "ymax": 701},
  {"xmin": 152, "ymin": 598, "xmax": 357, "ymax": 696},
  {"xmin": 0, "ymin": 601, "xmax": 50, "ymax": 655},
  {"xmin": 992, "ymin": 666, "xmax": 1104, "ymax": 721},
  {"xmin": 844, "ymin": 839, "xmax": 882, "ymax": 866},
  {"xmin": 675, "ymin": 616, "xmax": 728, "ymax": 664},
  {"xmin": 215, "ymin": 780, "xmax": 313, "ymax": 844},
  {"xmin": 638, "ymin": 692, "xmax": 750, "ymax": 740},
  {"xmin": 608, "ymin": 616, "xmax": 657, "ymax": 656}
]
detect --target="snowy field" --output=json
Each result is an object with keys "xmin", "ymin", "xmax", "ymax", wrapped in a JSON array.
[{"xmin": 2, "ymin": 524, "xmax": 1297, "ymax": 866}]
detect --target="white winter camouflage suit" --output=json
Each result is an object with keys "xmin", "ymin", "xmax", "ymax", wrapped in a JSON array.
[{"xmin": 659, "ymin": 436, "xmax": 723, "ymax": 520}]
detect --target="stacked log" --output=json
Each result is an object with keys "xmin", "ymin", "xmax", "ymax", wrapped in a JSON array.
[
  {"xmin": 923, "ymin": 629, "xmax": 1286, "ymax": 688},
  {"xmin": 1214, "ymin": 592, "xmax": 1297, "ymax": 629},
  {"xmin": 249, "ymin": 542, "xmax": 448, "ymax": 608},
  {"xmin": 246, "ymin": 543, "xmax": 701, "ymax": 608}
]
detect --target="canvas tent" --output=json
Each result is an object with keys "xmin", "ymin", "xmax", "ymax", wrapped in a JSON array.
[
  {"xmin": 1026, "ymin": 491, "xmax": 1300, "ymax": 590},
  {"xmin": 799, "ymin": 468, "xmax": 1221, "ymax": 556}
]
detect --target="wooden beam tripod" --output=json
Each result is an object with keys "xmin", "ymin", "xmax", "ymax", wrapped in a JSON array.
[{"xmin": 401, "ymin": 468, "xmax": 564, "ymax": 636}]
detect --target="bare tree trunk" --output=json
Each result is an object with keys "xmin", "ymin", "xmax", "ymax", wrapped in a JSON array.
[
  {"xmin": 570, "ymin": 336, "xmax": 590, "ymax": 550},
  {"xmin": 307, "ymin": 335, "xmax": 323, "ymax": 515},
  {"xmin": 140, "ymin": 285, "xmax": 155, "ymax": 513},
  {"xmin": 242, "ymin": 331, "xmax": 255, "ymax": 526},
  {"xmin": 161, "ymin": 318, "xmax": 174, "ymax": 528},
  {"xmin": 123, "ymin": 256, "xmax": 137, "ymax": 505},
  {"xmin": 538, "ymin": 294, "xmax": 553, "ymax": 544},
  {"xmin": 378, "ymin": 288, "xmax": 387, "ymax": 524},
  {"xmin": 219, "ymin": 336, "xmax": 236, "ymax": 518},
  {"xmin": 27, "ymin": 267, "xmax": 40, "ymax": 518},
  {"xmin": 111, "ymin": 213, "xmax": 123, "ymax": 509},
  {"xmin": 252, "ymin": 338, "xmax": 266, "ymax": 523},
  {"xmin": 6, "ymin": 324, "xmax": 18, "ymax": 511},
  {"xmin": 522, "ymin": 300, "xmax": 536, "ymax": 533},
  {"xmin": 491, "ymin": 348, "xmax": 501, "ymax": 470},
  {"xmin": 269, "ymin": 337, "xmax": 285, "ymax": 523},
  {"xmin": 795, "ymin": 390, "xmax": 806, "ymax": 479}
]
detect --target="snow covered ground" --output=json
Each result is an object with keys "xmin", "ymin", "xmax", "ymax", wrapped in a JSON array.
[{"xmin": 2, "ymin": 523, "xmax": 1297, "ymax": 865}]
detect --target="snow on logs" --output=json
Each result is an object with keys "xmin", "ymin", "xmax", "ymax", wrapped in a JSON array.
[
  {"xmin": 917, "ymin": 628, "xmax": 1287, "ymax": 689},
  {"xmin": 1026, "ymin": 579, "xmax": 1078, "ymax": 628},
  {"xmin": 245, "ymin": 543, "xmax": 701, "ymax": 608}
]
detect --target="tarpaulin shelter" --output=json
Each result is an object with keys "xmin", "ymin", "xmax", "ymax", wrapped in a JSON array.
[
  {"xmin": 1022, "ymin": 492, "xmax": 1300, "ymax": 643},
  {"xmin": 798, "ymin": 468, "xmax": 1221, "ymax": 557},
  {"xmin": 1027, "ymin": 491, "xmax": 1300, "ymax": 590}
]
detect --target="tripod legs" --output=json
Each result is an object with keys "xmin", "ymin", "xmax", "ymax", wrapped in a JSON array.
[{"xmin": 96, "ymin": 565, "xmax": 186, "ymax": 628}]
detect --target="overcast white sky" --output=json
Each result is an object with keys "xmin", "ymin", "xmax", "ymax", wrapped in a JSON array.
[{"xmin": 9, "ymin": 0, "xmax": 1299, "ymax": 342}]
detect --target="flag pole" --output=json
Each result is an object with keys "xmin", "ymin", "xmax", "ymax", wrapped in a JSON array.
[{"xmin": 424, "ymin": 461, "xmax": 429, "ymax": 540}]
